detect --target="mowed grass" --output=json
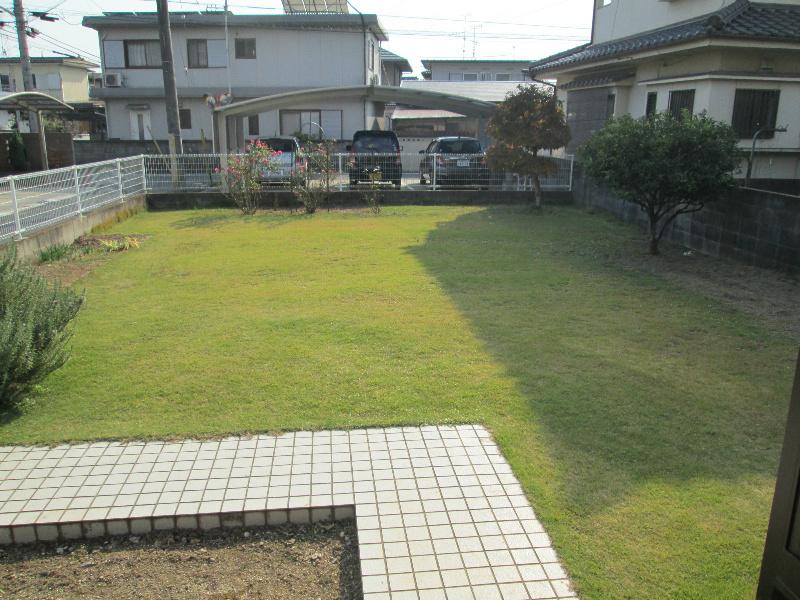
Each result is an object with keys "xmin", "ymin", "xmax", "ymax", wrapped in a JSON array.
[{"xmin": 2, "ymin": 206, "xmax": 795, "ymax": 599}]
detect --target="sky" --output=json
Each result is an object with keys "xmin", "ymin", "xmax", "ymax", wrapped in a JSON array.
[{"xmin": 0, "ymin": 0, "xmax": 594, "ymax": 76}]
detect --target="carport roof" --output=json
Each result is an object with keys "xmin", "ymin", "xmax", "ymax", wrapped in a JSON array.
[
  {"xmin": 215, "ymin": 85, "xmax": 497, "ymax": 118},
  {"xmin": 0, "ymin": 91, "xmax": 74, "ymax": 113}
]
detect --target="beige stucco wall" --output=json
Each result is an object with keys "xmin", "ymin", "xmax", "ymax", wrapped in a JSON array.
[{"xmin": 0, "ymin": 63, "xmax": 90, "ymax": 102}]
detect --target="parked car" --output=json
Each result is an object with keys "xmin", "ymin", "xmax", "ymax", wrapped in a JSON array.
[
  {"xmin": 257, "ymin": 136, "xmax": 304, "ymax": 185},
  {"xmin": 347, "ymin": 130, "xmax": 403, "ymax": 189},
  {"xmin": 419, "ymin": 137, "xmax": 490, "ymax": 187}
]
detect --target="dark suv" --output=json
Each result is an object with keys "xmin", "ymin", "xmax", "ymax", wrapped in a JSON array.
[
  {"xmin": 347, "ymin": 130, "xmax": 403, "ymax": 189},
  {"xmin": 419, "ymin": 137, "xmax": 490, "ymax": 187}
]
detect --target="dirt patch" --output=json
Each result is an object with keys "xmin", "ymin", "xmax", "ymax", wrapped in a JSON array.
[
  {"xmin": 34, "ymin": 235, "xmax": 146, "ymax": 287},
  {"xmin": 0, "ymin": 521, "xmax": 362, "ymax": 600},
  {"xmin": 602, "ymin": 221, "xmax": 800, "ymax": 339}
]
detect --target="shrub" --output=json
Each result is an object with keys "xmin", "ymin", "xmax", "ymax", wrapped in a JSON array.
[
  {"xmin": 0, "ymin": 250, "xmax": 83, "ymax": 407},
  {"xmin": 8, "ymin": 131, "xmax": 27, "ymax": 172},
  {"xmin": 221, "ymin": 141, "xmax": 281, "ymax": 215},
  {"xmin": 289, "ymin": 144, "xmax": 335, "ymax": 214},
  {"xmin": 39, "ymin": 243, "xmax": 71, "ymax": 263},
  {"xmin": 580, "ymin": 111, "xmax": 740, "ymax": 255}
]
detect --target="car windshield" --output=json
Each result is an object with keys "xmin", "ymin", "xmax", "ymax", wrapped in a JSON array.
[
  {"xmin": 261, "ymin": 139, "xmax": 295, "ymax": 153},
  {"xmin": 353, "ymin": 137, "xmax": 397, "ymax": 153},
  {"xmin": 437, "ymin": 139, "xmax": 483, "ymax": 154}
]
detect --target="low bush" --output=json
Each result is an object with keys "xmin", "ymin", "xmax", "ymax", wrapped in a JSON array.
[
  {"xmin": 39, "ymin": 244, "xmax": 71, "ymax": 263},
  {"xmin": 0, "ymin": 250, "xmax": 83, "ymax": 407}
]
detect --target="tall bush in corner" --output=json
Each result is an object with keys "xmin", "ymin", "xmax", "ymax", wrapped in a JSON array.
[
  {"xmin": 0, "ymin": 250, "xmax": 83, "ymax": 407},
  {"xmin": 487, "ymin": 85, "xmax": 571, "ymax": 208},
  {"xmin": 580, "ymin": 112, "xmax": 740, "ymax": 255}
]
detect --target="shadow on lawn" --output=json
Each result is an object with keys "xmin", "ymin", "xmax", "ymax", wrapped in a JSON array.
[{"xmin": 410, "ymin": 205, "xmax": 789, "ymax": 513}]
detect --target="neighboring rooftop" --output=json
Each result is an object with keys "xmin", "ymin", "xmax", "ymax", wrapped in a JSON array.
[
  {"xmin": 400, "ymin": 80, "xmax": 525, "ymax": 103},
  {"xmin": 422, "ymin": 58, "xmax": 533, "ymax": 69},
  {"xmin": 0, "ymin": 56, "xmax": 98, "ymax": 69},
  {"xmin": 530, "ymin": 0, "xmax": 800, "ymax": 75},
  {"xmin": 82, "ymin": 11, "xmax": 388, "ymax": 41},
  {"xmin": 380, "ymin": 48, "xmax": 413, "ymax": 73}
]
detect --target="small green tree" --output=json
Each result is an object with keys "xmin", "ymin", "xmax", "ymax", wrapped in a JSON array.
[
  {"xmin": 487, "ymin": 85, "xmax": 571, "ymax": 208},
  {"xmin": 580, "ymin": 112, "xmax": 740, "ymax": 255},
  {"xmin": 0, "ymin": 250, "xmax": 83, "ymax": 407}
]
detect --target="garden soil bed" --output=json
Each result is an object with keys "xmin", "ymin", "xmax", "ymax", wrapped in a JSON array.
[{"xmin": 0, "ymin": 521, "xmax": 362, "ymax": 600}]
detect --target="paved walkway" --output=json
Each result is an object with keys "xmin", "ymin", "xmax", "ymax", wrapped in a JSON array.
[{"xmin": 0, "ymin": 425, "xmax": 576, "ymax": 600}]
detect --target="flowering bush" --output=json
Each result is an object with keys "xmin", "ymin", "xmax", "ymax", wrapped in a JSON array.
[
  {"xmin": 220, "ymin": 141, "xmax": 282, "ymax": 215},
  {"xmin": 289, "ymin": 141, "xmax": 336, "ymax": 214}
]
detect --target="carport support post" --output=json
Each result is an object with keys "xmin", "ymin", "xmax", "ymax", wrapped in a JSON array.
[
  {"xmin": 9, "ymin": 176, "xmax": 22, "ymax": 239},
  {"xmin": 338, "ymin": 154, "xmax": 344, "ymax": 191},
  {"xmin": 37, "ymin": 110, "xmax": 48, "ymax": 170}
]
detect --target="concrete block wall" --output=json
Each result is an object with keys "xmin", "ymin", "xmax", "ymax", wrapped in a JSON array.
[{"xmin": 573, "ymin": 167, "xmax": 800, "ymax": 271}]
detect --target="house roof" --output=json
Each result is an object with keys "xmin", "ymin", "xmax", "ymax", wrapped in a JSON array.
[
  {"xmin": 380, "ymin": 48, "xmax": 413, "ymax": 73},
  {"xmin": 0, "ymin": 56, "xmax": 98, "ymax": 69},
  {"xmin": 82, "ymin": 11, "xmax": 388, "ymax": 41},
  {"xmin": 400, "ymin": 80, "xmax": 526, "ymax": 103},
  {"xmin": 421, "ymin": 59, "xmax": 532, "ymax": 72},
  {"xmin": 530, "ymin": 0, "xmax": 800, "ymax": 75}
]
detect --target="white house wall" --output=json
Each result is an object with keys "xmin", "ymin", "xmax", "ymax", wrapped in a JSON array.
[{"xmin": 100, "ymin": 27, "xmax": 377, "ymax": 90}]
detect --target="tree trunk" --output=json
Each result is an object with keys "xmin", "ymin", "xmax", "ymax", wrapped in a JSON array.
[
  {"xmin": 648, "ymin": 218, "xmax": 660, "ymax": 255},
  {"xmin": 532, "ymin": 175, "xmax": 543, "ymax": 209}
]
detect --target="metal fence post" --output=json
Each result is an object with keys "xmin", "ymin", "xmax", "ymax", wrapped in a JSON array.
[
  {"xmin": 432, "ymin": 153, "xmax": 438, "ymax": 190},
  {"xmin": 72, "ymin": 165, "xmax": 82, "ymax": 214},
  {"xmin": 9, "ymin": 176, "xmax": 22, "ymax": 239},
  {"xmin": 140, "ymin": 155, "xmax": 147, "ymax": 193},
  {"xmin": 568, "ymin": 155, "xmax": 575, "ymax": 192},
  {"xmin": 116, "ymin": 158, "xmax": 124, "ymax": 201}
]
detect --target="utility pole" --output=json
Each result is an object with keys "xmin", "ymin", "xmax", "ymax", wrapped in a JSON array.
[
  {"xmin": 155, "ymin": 0, "xmax": 183, "ymax": 155},
  {"xmin": 12, "ymin": 0, "xmax": 39, "ymax": 134}
]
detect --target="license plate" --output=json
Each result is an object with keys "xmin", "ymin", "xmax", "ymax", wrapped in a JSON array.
[{"xmin": 457, "ymin": 160, "xmax": 470, "ymax": 167}]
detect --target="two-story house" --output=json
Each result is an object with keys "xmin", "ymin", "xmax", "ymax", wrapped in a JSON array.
[
  {"xmin": 0, "ymin": 56, "xmax": 98, "ymax": 102},
  {"xmin": 83, "ymin": 11, "xmax": 394, "ymax": 143},
  {"xmin": 529, "ymin": 0, "xmax": 800, "ymax": 180}
]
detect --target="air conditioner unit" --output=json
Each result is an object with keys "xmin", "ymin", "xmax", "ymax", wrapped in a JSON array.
[{"xmin": 104, "ymin": 72, "xmax": 122, "ymax": 87}]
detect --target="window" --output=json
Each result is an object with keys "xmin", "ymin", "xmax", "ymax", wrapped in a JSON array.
[
  {"xmin": 645, "ymin": 92, "xmax": 658, "ymax": 117},
  {"xmin": 235, "ymin": 38, "xmax": 256, "ymax": 59},
  {"xmin": 0, "ymin": 75, "xmax": 10, "ymax": 92},
  {"xmin": 668, "ymin": 89, "xmax": 695, "ymax": 117},
  {"xmin": 179, "ymin": 108, "xmax": 192, "ymax": 130},
  {"xmin": 369, "ymin": 40, "xmax": 375, "ymax": 70},
  {"xmin": 248, "ymin": 114, "xmax": 259, "ymax": 136},
  {"xmin": 125, "ymin": 40, "xmax": 161, "ymax": 68},
  {"xmin": 187, "ymin": 39, "xmax": 208, "ymax": 68},
  {"xmin": 480, "ymin": 72, "xmax": 492, "ymax": 81},
  {"xmin": 732, "ymin": 89, "xmax": 780, "ymax": 139},
  {"xmin": 606, "ymin": 93, "xmax": 616, "ymax": 120},
  {"xmin": 448, "ymin": 72, "xmax": 464, "ymax": 81},
  {"xmin": 280, "ymin": 110, "xmax": 322, "ymax": 138},
  {"xmin": 30, "ymin": 73, "xmax": 37, "ymax": 89},
  {"xmin": 463, "ymin": 73, "xmax": 478, "ymax": 81},
  {"xmin": 495, "ymin": 73, "xmax": 511, "ymax": 81}
]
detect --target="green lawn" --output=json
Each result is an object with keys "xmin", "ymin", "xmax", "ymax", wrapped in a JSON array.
[{"xmin": 2, "ymin": 206, "xmax": 795, "ymax": 599}]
